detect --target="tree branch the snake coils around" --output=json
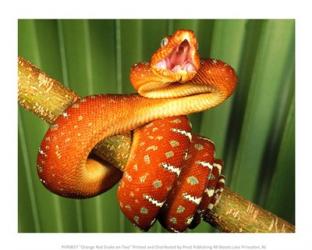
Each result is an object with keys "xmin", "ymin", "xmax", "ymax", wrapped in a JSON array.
[{"xmin": 18, "ymin": 57, "xmax": 295, "ymax": 233}]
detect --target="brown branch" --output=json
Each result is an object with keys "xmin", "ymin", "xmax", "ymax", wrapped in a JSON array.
[
  {"xmin": 205, "ymin": 187, "xmax": 294, "ymax": 232},
  {"xmin": 18, "ymin": 56, "xmax": 295, "ymax": 233}
]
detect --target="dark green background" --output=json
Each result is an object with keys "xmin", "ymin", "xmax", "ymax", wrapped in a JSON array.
[{"xmin": 18, "ymin": 19, "xmax": 295, "ymax": 233}]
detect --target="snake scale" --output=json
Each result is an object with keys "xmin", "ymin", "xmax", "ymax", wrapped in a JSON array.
[{"xmin": 37, "ymin": 30, "xmax": 237, "ymax": 232}]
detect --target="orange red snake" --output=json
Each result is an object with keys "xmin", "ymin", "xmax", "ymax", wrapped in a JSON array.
[{"xmin": 37, "ymin": 30, "xmax": 237, "ymax": 232}]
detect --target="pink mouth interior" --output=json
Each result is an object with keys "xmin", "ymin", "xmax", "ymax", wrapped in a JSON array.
[{"xmin": 156, "ymin": 39, "xmax": 196, "ymax": 72}]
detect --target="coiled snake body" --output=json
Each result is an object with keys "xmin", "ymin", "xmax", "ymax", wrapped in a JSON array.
[{"xmin": 37, "ymin": 30, "xmax": 237, "ymax": 232}]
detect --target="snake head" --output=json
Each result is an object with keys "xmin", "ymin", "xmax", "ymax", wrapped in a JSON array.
[{"xmin": 150, "ymin": 30, "xmax": 200, "ymax": 83}]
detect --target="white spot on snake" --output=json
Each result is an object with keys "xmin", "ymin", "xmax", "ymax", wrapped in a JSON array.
[
  {"xmin": 65, "ymin": 138, "xmax": 71, "ymax": 143},
  {"xmin": 133, "ymin": 164, "xmax": 138, "ymax": 171},
  {"xmin": 215, "ymin": 188, "xmax": 221, "ymax": 194},
  {"xmin": 219, "ymin": 178, "xmax": 225, "ymax": 184},
  {"xmin": 140, "ymin": 207, "xmax": 149, "ymax": 214},
  {"xmin": 78, "ymin": 115, "xmax": 83, "ymax": 121},
  {"xmin": 74, "ymin": 125, "xmax": 78, "ymax": 129},
  {"xmin": 156, "ymin": 135, "xmax": 163, "ymax": 140},
  {"xmin": 133, "ymin": 216, "xmax": 139, "ymax": 224},
  {"xmin": 183, "ymin": 151, "xmax": 191, "ymax": 160},
  {"xmin": 198, "ymin": 136, "xmax": 215, "ymax": 145},
  {"xmin": 165, "ymin": 151, "xmax": 174, "ymax": 158},
  {"xmin": 124, "ymin": 172, "xmax": 133, "ymax": 182},
  {"xmin": 171, "ymin": 128, "xmax": 192, "ymax": 141},
  {"xmin": 207, "ymin": 203, "xmax": 214, "ymax": 210},
  {"xmin": 170, "ymin": 118, "xmax": 182, "ymax": 124},
  {"xmin": 77, "ymin": 133, "xmax": 81, "ymax": 137},
  {"xmin": 55, "ymin": 145, "xmax": 62, "ymax": 159},
  {"xmin": 160, "ymin": 163, "xmax": 181, "ymax": 176},
  {"xmin": 147, "ymin": 135, "xmax": 154, "ymax": 140},
  {"xmin": 208, "ymin": 172, "xmax": 216, "ymax": 180},
  {"xmin": 176, "ymin": 205, "xmax": 185, "ymax": 214},
  {"xmin": 186, "ymin": 216, "xmax": 194, "ymax": 225},
  {"xmin": 170, "ymin": 217, "xmax": 177, "ymax": 224},
  {"xmin": 145, "ymin": 123, "xmax": 154, "ymax": 128},
  {"xmin": 125, "ymin": 204, "xmax": 131, "ymax": 211},
  {"xmin": 144, "ymin": 155, "xmax": 151, "ymax": 164},
  {"xmin": 50, "ymin": 124, "xmax": 59, "ymax": 131},
  {"xmin": 37, "ymin": 164, "xmax": 43, "ymax": 173},
  {"xmin": 139, "ymin": 173, "xmax": 149, "ymax": 183},
  {"xmin": 187, "ymin": 176, "xmax": 199, "ymax": 185},
  {"xmin": 212, "ymin": 59, "xmax": 217, "ymax": 64},
  {"xmin": 143, "ymin": 194, "xmax": 165, "ymax": 207},
  {"xmin": 38, "ymin": 148, "xmax": 47, "ymax": 157},
  {"xmin": 169, "ymin": 227, "xmax": 180, "ymax": 233},
  {"xmin": 120, "ymin": 181, "xmax": 125, "ymax": 188},
  {"xmin": 130, "ymin": 191, "xmax": 134, "ymax": 197},
  {"xmin": 40, "ymin": 178, "xmax": 46, "ymax": 184},
  {"xmin": 150, "ymin": 218, "xmax": 156, "ymax": 226},
  {"xmin": 205, "ymin": 188, "xmax": 215, "ymax": 197},
  {"xmin": 153, "ymin": 179, "xmax": 163, "ymax": 189},
  {"xmin": 72, "ymin": 103, "xmax": 80, "ymax": 109},
  {"xmin": 169, "ymin": 140, "xmax": 180, "ymax": 148},
  {"xmin": 213, "ymin": 163, "xmax": 222, "ymax": 175},
  {"xmin": 196, "ymin": 161, "xmax": 213, "ymax": 170},
  {"xmin": 45, "ymin": 136, "xmax": 51, "ymax": 142},
  {"xmin": 139, "ymin": 141, "xmax": 146, "ymax": 147},
  {"xmin": 197, "ymin": 208, "xmax": 204, "ymax": 215},
  {"xmin": 62, "ymin": 112, "xmax": 69, "ymax": 118},
  {"xmin": 152, "ymin": 127, "xmax": 158, "ymax": 132},
  {"xmin": 182, "ymin": 192, "xmax": 202, "ymax": 205},
  {"xmin": 194, "ymin": 144, "xmax": 204, "ymax": 151},
  {"xmin": 146, "ymin": 145, "xmax": 158, "ymax": 151}
]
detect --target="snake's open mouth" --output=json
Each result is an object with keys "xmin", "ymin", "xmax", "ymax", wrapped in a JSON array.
[{"xmin": 155, "ymin": 39, "xmax": 196, "ymax": 73}]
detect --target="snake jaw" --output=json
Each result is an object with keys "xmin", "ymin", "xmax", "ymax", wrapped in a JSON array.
[{"xmin": 151, "ymin": 30, "xmax": 200, "ymax": 83}]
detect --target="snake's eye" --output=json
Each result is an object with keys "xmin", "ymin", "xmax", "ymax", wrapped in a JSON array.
[{"xmin": 160, "ymin": 37, "xmax": 168, "ymax": 47}]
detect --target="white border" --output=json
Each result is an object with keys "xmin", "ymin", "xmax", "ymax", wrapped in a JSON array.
[
  {"xmin": 1, "ymin": 0, "xmax": 312, "ymax": 249},
  {"xmin": 14, "ymin": 0, "xmax": 299, "ymax": 19}
]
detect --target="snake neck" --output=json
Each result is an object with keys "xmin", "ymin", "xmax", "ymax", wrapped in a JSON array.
[{"xmin": 128, "ymin": 58, "xmax": 237, "ymax": 126}]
